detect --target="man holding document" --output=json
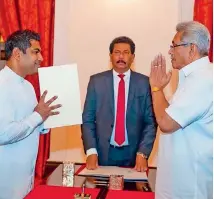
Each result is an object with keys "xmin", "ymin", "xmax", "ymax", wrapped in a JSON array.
[
  {"xmin": 82, "ymin": 36, "xmax": 157, "ymax": 172},
  {"xmin": 0, "ymin": 30, "xmax": 61, "ymax": 199}
]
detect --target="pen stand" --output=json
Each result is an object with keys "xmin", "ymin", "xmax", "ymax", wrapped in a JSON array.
[
  {"xmin": 62, "ymin": 161, "xmax": 75, "ymax": 187},
  {"xmin": 109, "ymin": 175, "xmax": 124, "ymax": 190}
]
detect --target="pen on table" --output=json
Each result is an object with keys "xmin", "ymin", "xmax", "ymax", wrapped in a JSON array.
[
  {"xmin": 94, "ymin": 180, "xmax": 108, "ymax": 184},
  {"xmin": 81, "ymin": 183, "xmax": 85, "ymax": 197},
  {"xmin": 142, "ymin": 184, "xmax": 152, "ymax": 192}
]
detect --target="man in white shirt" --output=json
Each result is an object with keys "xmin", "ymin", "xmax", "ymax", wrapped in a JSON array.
[
  {"xmin": 0, "ymin": 30, "xmax": 61, "ymax": 199},
  {"xmin": 149, "ymin": 21, "xmax": 212, "ymax": 199}
]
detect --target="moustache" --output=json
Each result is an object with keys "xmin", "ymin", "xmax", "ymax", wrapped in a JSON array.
[{"xmin": 117, "ymin": 60, "xmax": 126, "ymax": 64}]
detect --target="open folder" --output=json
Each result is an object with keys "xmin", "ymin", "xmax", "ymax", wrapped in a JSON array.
[
  {"xmin": 77, "ymin": 166, "xmax": 148, "ymax": 181},
  {"xmin": 38, "ymin": 64, "xmax": 82, "ymax": 129}
]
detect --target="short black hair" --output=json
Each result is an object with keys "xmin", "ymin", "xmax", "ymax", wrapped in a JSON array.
[
  {"xmin": 109, "ymin": 36, "xmax": 135, "ymax": 54},
  {"xmin": 5, "ymin": 29, "xmax": 40, "ymax": 60}
]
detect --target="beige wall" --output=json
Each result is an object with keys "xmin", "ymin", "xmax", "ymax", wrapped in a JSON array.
[{"xmin": 51, "ymin": 0, "xmax": 194, "ymax": 165}]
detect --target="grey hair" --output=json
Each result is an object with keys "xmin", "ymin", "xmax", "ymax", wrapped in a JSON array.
[{"xmin": 176, "ymin": 21, "xmax": 210, "ymax": 56}]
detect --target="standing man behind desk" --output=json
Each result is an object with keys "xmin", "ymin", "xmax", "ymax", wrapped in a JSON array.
[
  {"xmin": 82, "ymin": 36, "xmax": 157, "ymax": 172},
  {"xmin": 150, "ymin": 21, "xmax": 213, "ymax": 199},
  {"xmin": 0, "ymin": 30, "xmax": 61, "ymax": 199}
]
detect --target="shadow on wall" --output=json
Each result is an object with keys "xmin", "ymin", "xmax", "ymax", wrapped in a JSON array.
[{"xmin": 50, "ymin": 125, "xmax": 86, "ymax": 163}]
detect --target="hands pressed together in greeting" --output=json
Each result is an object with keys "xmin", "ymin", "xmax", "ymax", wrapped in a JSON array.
[{"xmin": 149, "ymin": 53, "xmax": 172, "ymax": 91}]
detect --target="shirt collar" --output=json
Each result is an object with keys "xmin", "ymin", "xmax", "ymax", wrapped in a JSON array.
[
  {"xmin": 180, "ymin": 56, "xmax": 210, "ymax": 77},
  {"xmin": 113, "ymin": 69, "xmax": 131, "ymax": 79},
  {"xmin": 4, "ymin": 66, "xmax": 24, "ymax": 83}
]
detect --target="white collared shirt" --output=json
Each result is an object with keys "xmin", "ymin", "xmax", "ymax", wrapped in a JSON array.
[
  {"xmin": 156, "ymin": 57, "xmax": 213, "ymax": 199},
  {"xmin": 0, "ymin": 66, "xmax": 47, "ymax": 199}
]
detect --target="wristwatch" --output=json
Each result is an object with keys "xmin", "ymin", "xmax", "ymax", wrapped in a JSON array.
[{"xmin": 137, "ymin": 152, "xmax": 148, "ymax": 159}]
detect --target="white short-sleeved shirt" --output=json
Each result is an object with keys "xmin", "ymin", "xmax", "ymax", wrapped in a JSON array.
[
  {"xmin": 0, "ymin": 66, "xmax": 48, "ymax": 199},
  {"xmin": 155, "ymin": 57, "xmax": 213, "ymax": 199}
]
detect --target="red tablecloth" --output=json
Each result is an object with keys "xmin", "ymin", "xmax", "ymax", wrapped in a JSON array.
[
  {"xmin": 107, "ymin": 190, "xmax": 154, "ymax": 199},
  {"xmin": 25, "ymin": 185, "xmax": 100, "ymax": 199},
  {"xmin": 25, "ymin": 185, "xmax": 155, "ymax": 199}
]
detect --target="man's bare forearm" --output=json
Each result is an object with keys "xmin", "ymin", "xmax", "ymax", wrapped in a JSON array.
[
  {"xmin": 152, "ymin": 90, "xmax": 180, "ymax": 133},
  {"xmin": 151, "ymin": 90, "xmax": 170, "ymax": 132},
  {"xmin": 152, "ymin": 90, "xmax": 169, "ymax": 120}
]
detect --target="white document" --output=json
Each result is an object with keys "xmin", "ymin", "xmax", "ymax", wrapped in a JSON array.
[
  {"xmin": 38, "ymin": 64, "xmax": 82, "ymax": 128},
  {"xmin": 78, "ymin": 166, "xmax": 148, "ymax": 181}
]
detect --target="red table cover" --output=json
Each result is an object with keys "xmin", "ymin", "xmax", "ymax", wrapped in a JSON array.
[
  {"xmin": 25, "ymin": 185, "xmax": 155, "ymax": 199},
  {"xmin": 25, "ymin": 185, "xmax": 100, "ymax": 199},
  {"xmin": 107, "ymin": 189, "xmax": 155, "ymax": 199}
]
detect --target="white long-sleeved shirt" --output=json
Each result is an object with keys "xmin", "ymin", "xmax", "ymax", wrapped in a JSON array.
[
  {"xmin": 0, "ymin": 66, "xmax": 47, "ymax": 199},
  {"xmin": 86, "ymin": 69, "xmax": 130, "ymax": 156}
]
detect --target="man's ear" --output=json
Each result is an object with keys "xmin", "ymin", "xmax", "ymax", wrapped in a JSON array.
[
  {"xmin": 12, "ymin": 48, "xmax": 21, "ymax": 60},
  {"xmin": 109, "ymin": 53, "xmax": 112, "ymax": 62},
  {"xmin": 131, "ymin": 53, "xmax": 135, "ymax": 62},
  {"xmin": 189, "ymin": 44, "xmax": 197, "ymax": 58}
]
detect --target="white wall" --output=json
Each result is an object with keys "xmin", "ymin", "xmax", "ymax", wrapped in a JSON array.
[
  {"xmin": 51, "ymin": 0, "xmax": 194, "ymax": 165},
  {"xmin": 179, "ymin": 0, "xmax": 195, "ymax": 22}
]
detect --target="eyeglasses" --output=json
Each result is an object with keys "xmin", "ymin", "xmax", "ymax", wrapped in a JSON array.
[{"xmin": 170, "ymin": 43, "xmax": 191, "ymax": 49}]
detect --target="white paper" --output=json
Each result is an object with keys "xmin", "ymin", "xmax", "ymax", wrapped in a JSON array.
[
  {"xmin": 78, "ymin": 166, "xmax": 148, "ymax": 181},
  {"xmin": 38, "ymin": 64, "xmax": 82, "ymax": 128}
]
